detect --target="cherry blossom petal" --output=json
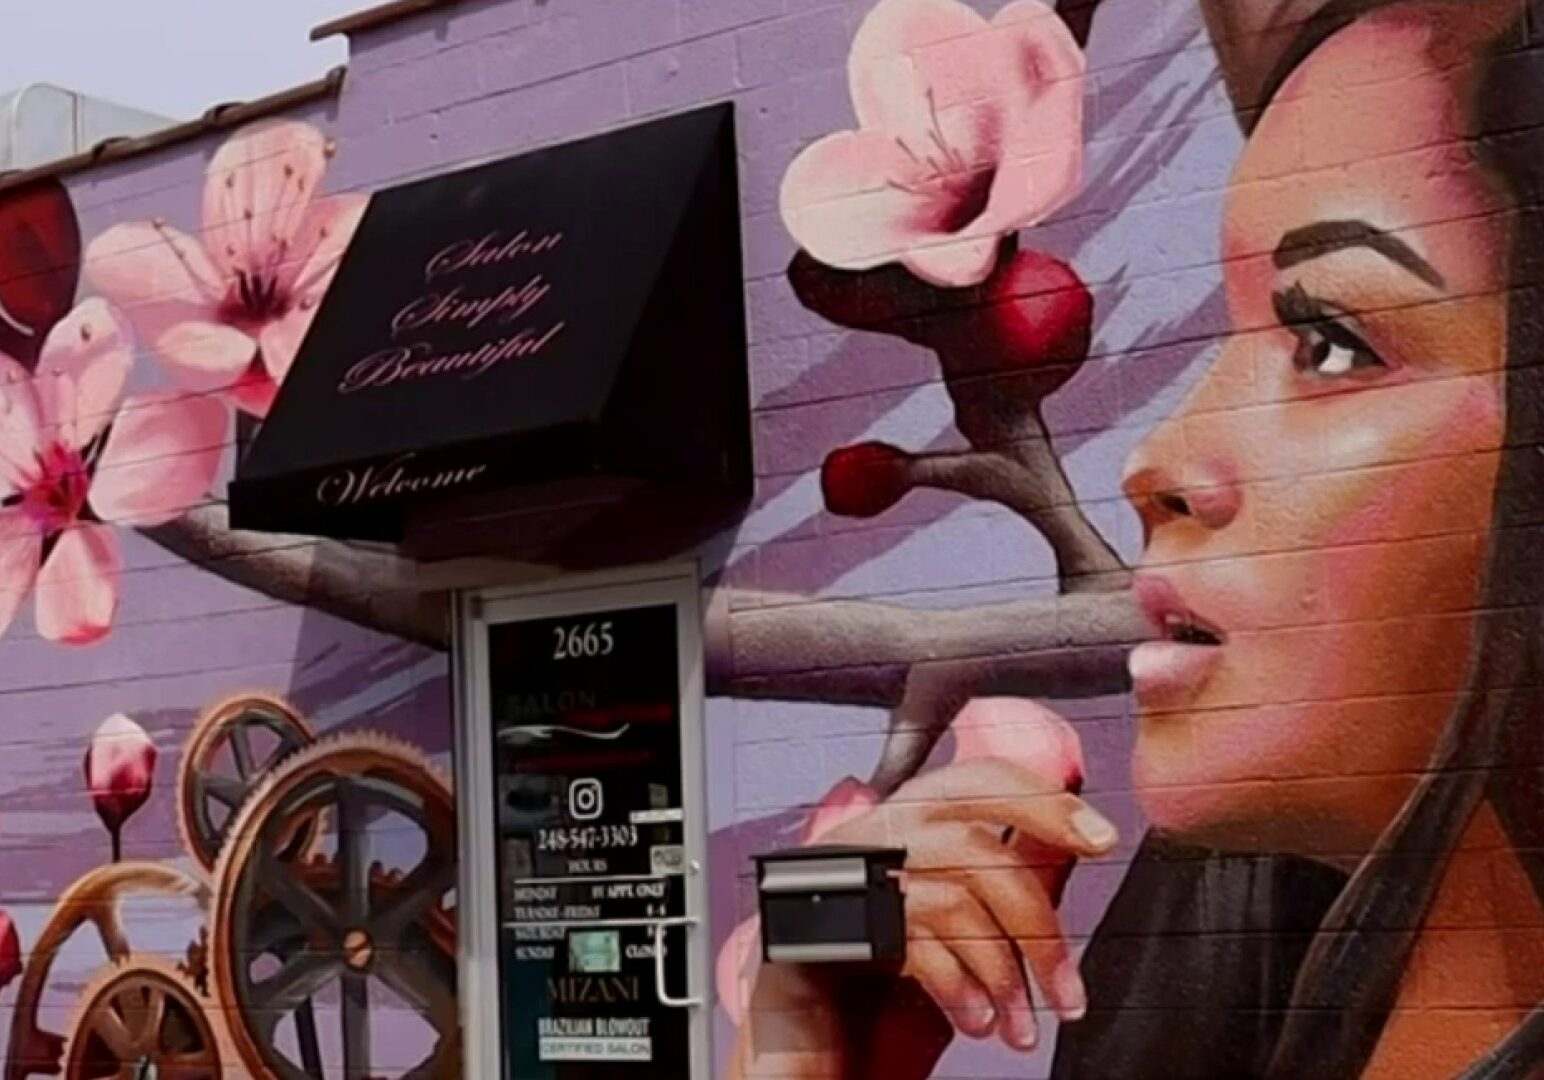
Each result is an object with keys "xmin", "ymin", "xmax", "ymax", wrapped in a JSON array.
[
  {"xmin": 0, "ymin": 508, "xmax": 41, "ymax": 642},
  {"xmin": 801, "ymin": 776, "xmax": 880, "ymax": 842},
  {"xmin": 852, "ymin": 0, "xmax": 1083, "ymax": 195},
  {"xmin": 283, "ymin": 192, "xmax": 368, "ymax": 300},
  {"xmin": 203, "ymin": 121, "xmax": 330, "ymax": 287},
  {"xmin": 902, "ymin": 234, "xmax": 1002, "ymax": 288},
  {"xmin": 154, "ymin": 321, "xmax": 259, "ymax": 392},
  {"xmin": 966, "ymin": 1, "xmax": 1086, "ymax": 236},
  {"xmin": 228, "ymin": 369, "xmax": 280, "ymax": 418},
  {"xmin": 83, "ymin": 222, "xmax": 224, "ymax": 358},
  {"xmin": 716, "ymin": 916, "xmax": 762, "ymax": 1027},
  {"xmin": 258, "ymin": 305, "xmax": 317, "ymax": 386},
  {"xmin": 89, "ymin": 391, "xmax": 229, "ymax": 527},
  {"xmin": 33, "ymin": 299, "xmax": 132, "ymax": 449},
  {"xmin": 950, "ymin": 697, "xmax": 1084, "ymax": 789},
  {"xmin": 35, "ymin": 522, "xmax": 120, "ymax": 645},
  {"xmin": 781, "ymin": 130, "xmax": 961, "ymax": 275},
  {"xmin": 849, "ymin": 0, "xmax": 988, "ymax": 136},
  {"xmin": 0, "ymin": 178, "xmax": 82, "ymax": 370},
  {"xmin": 0, "ymin": 354, "xmax": 43, "ymax": 492}
]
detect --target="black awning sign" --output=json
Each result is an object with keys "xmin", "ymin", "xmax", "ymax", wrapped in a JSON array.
[{"xmin": 230, "ymin": 103, "xmax": 750, "ymax": 558}]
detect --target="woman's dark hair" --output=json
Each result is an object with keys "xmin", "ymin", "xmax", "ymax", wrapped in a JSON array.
[{"xmin": 1227, "ymin": 3, "xmax": 1544, "ymax": 1076}]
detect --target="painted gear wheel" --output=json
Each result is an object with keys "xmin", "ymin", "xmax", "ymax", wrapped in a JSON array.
[
  {"xmin": 177, "ymin": 693, "xmax": 317, "ymax": 872},
  {"xmin": 209, "ymin": 733, "xmax": 458, "ymax": 1080},
  {"xmin": 5, "ymin": 864, "xmax": 207, "ymax": 1080},
  {"xmin": 62, "ymin": 955, "xmax": 229, "ymax": 1080}
]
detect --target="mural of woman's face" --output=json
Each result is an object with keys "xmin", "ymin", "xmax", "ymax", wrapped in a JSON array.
[{"xmin": 1122, "ymin": 5, "xmax": 1513, "ymax": 858}]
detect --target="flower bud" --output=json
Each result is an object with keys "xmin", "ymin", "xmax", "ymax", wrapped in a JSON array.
[
  {"xmin": 84, "ymin": 713, "xmax": 157, "ymax": 836},
  {"xmin": 0, "ymin": 909, "xmax": 19, "ymax": 990},
  {"xmin": 821, "ymin": 441, "xmax": 914, "ymax": 519}
]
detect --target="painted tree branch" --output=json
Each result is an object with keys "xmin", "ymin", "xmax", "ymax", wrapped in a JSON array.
[
  {"xmin": 911, "ymin": 435, "xmax": 1125, "ymax": 591},
  {"xmin": 141, "ymin": 509, "xmax": 1141, "ymax": 792},
  {"xmin": 139, "ymin": 506, "xmax": 449, "ymax": 649},
  {"xmin": 783, "ymin": 239, "xmax": 1142, "ymax": 786},
  {"xmin": 706, "ymin": 588, "xmax": 1145, "ymax": 793},
  {"xmin": 790, "ymin": 246, "xmax": 1127, "ymax": 593}
]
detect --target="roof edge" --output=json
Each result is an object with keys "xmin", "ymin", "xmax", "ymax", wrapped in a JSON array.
[
  {"xmin": 312, "ymin": 0, "xmax": 464, "ymax": 41},
  {"xmin": 0, "ymin": 66, "xmax": 348, "ymax": 192}
]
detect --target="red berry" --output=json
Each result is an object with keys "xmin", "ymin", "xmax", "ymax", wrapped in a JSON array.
[
  {"xmin": 920, "ymin": 249, "xmax": 1093, "ymax": 388},
  {"xmin": 984, "ymin": 249, "xmax": 1093, "ymax": 370},
  {"xmin": 821, "ymin": 442, "xmax": 913, "ymax": 518}
]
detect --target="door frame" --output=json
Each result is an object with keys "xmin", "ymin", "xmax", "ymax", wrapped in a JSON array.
[{"xmin": 453, "ymin": 563, "xmax": 711, "ymax": 1079}]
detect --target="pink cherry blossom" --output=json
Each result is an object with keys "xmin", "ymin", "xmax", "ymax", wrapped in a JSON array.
[
  {"xmin": 780, "ymin": 0, "xmax": 1085, "ymax": 288},
  {"xmin": 0, "ymin": 298, "xmax": 227, "ymax": 644},
  {"xmin": 84, "ymin": 120, "xmax": 367, "ymax": 417},
  {"xmin": 85, "ymin": 712, "xmax": 157, "ymax": 861}
]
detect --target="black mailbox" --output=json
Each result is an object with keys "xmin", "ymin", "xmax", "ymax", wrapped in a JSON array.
[{"xmin": 753, "ymin": 845, "xmax": 906, "ymax": 964}]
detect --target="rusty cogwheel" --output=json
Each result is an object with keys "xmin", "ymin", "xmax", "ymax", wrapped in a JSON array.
[
  {"xmin": 177, "ymin": 693, "xmax": 317, "ymax": 872},
  {"xmin": 208, "ymin": 732, "xmax": 457, "ymax": 1080},
  {"xmin": 61, "ymin": 955, "xmax": 231, "ymax": 1080},
  {"xmin": 5, "ymin": 863, "xmax": 208, "ymax": 1080}
]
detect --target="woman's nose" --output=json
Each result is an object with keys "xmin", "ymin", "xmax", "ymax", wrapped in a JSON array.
[{"xmin": 1122, "ymin": 434, "xmax": 1242, "ymax": 534}]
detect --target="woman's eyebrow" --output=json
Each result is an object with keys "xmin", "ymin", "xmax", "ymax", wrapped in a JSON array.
[{"xmin": 1273, "ymin": 219, "xmax": 1445, "ymax": 289}]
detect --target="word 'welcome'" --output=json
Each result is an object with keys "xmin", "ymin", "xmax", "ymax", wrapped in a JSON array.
[{"xmin": 316, "ymin": 453, "xmax": 489, "ymax": 507}]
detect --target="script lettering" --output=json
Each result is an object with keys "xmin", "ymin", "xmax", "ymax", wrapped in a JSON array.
[
  {"xmin": 339, "ymin": 323, "xmax": 565, "ymax": 393},
  {"xmin": 337, "ymin": 226, "xmax": 568, "ymax": 394},
  {"xmin": 390, "ymin": 276, "xmax": 553, "ymax": 338},
  {"xmin": 316, "ymin": 453, "xmax": 490, "ymax": 507},
  {"xmin": 425, "ymin": 229, "xmax": 564, "ymax": 281}
]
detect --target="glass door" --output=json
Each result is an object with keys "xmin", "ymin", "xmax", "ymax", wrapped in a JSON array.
[{"xmin": 456, "ymin": 571, "xmax": 709, "ymax": 1080}]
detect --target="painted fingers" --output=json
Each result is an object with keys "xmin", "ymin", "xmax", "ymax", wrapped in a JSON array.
[{"xmin": 826, "ymin": 758, "xmax": 1118, "ymax": 1053}]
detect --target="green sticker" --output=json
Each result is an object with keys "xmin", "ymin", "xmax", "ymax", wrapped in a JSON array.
[{"xmin": 568, "ymin": 930, "xmax": 621, "ymax": 973}]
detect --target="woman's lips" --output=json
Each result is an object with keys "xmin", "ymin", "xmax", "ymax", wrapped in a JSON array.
[{"xmin": 1130, "ymin": 573, "xmax": 1226, "ymax": 698}]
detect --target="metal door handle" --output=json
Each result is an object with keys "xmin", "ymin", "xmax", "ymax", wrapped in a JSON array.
[{"xmin": 652, "ymin": 918, "xmax": 701, "ymax": 1009}]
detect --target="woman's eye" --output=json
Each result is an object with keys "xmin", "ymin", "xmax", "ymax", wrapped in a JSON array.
[
  {"xmin": 1289, "ymin": 322, "xmax": 1384, "ymax": 377},
  {"xmin": 1272, "ymin": 285, "xmax": 1387, "ymax": 380}
]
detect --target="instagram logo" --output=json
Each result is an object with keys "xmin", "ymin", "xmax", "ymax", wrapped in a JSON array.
[{"xmin": 568, "ymin": 778, "xmax": 603, "ymax": 821}]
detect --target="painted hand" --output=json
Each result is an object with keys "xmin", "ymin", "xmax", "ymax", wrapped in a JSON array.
[{"xmin": 820, "ymin": 752, "xmax": 1115, "ymax": 1054}]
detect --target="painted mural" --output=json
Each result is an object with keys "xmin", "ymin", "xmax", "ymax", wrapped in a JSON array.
[
  {"xmin": 0, "ymin": 121, "xmax": 455, "ymax": 1078},
  {"xmin": 0, "ymin": 0, "xmax": 1535, "ymax": 1076},
  {"xmin": 714, "ymin": 0, "xmax": 1544, "ymax": 1078}
]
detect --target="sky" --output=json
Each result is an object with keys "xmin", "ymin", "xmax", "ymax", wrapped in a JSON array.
[{"xmin": 0, "ymin": 0, "xmax": 365, "ymax": 120}]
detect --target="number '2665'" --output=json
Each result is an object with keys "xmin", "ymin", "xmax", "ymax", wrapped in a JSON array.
[{"xmin": 553, "ymin": 621, "xmax": 614, "ymax": 660}]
